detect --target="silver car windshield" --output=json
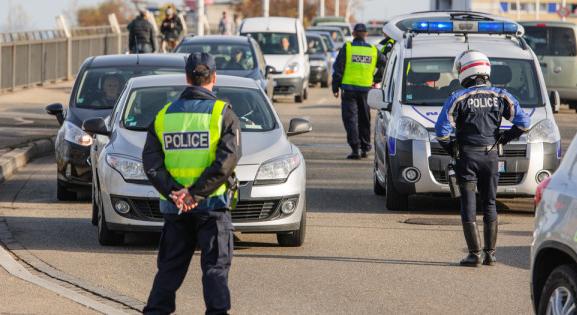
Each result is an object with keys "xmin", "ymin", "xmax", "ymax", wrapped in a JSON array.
[
  {"xmin": 122, "ymin": 86, "xmax": 277, "ymax": 132},
  {"xmin": 174, "ymin": 43, "xmax": 256, "ymax": 70},
  {"xmin": 401, "ymin": 58, "xmax": 544, "ymax": 108}
]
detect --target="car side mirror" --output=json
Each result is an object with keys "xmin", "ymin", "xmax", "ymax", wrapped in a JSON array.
[
  {"xmin": 367, "ymin": 88, "xmax": 391, "ymax": 111},
  {"xmin": 549, "ymin": 90, "xmax": 560, "ymax": 114},
  {"xmin": 265, "ymin": 65, "xmax": 277, "ymax": 77},
  {"xmin": 287, "ymin": 118, "xmax": 312, "ymax": 137},
  {"xmin": 82, "ymin": 118, "xmax": 110, "ymax": 136},
  {"xmin": 45, "ymin": 103, "xmax": 65, "ymax": 125}
]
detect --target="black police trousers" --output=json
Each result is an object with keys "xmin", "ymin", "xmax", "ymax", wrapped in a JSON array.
[
  {"xmin": 341, "ymin": 90, "xmax": 371, "ymax": 153},
  {"xmin": 144, "ymin": 210, "xmax": 234, "ymax": 315},
  {"xmin": 455, "ymin": 150, "xmax": 499, "ymax": 224}
]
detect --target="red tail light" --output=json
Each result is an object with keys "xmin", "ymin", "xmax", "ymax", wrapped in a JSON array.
[
  {"xmin": 536, "ymin": 23, "xmax": 547, "ymax": 27},
  {"xmin": 535, "ymin": 176, "xmax": 552, "ymax": 206}
]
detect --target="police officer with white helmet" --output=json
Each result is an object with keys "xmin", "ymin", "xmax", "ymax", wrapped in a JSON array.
[{"xmin": 435, "ymin": 50, "xmax": 530, "ymax": 267}]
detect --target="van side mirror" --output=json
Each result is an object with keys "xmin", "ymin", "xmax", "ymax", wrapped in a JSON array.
[
  {"xmin": 82, "ymin": 118, "xmax": 110, "ymax": 136},
  {"xmin": 549, "ymin": 90, "xmax": 560, "ymax": 114},
  {"xmin": 265, "ymin": 65, "xmax": 277, "ymax": 77},
  {"xmin": 367, "ymin": 88, "xmax": 391, "ymax": 111},
  {"xmin": 287, "ymin": 118, "xmax": 312, "ymax": 136},
  {"xmin": 45, "ymin": 103, "xmax": 65, "ymax": 125}
]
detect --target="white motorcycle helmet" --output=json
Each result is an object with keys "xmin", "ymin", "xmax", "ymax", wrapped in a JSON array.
[{"xmin": 454, "ymin": 50, "xmax": 491, "ymax": 86}]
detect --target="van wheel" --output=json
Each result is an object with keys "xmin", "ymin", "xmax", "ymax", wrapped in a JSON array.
[
  {"xmin": 57, "ymin": 181, "xmax": 77, "ymax": 201},
  {"xmin": 294, "ymin": 94, "xmax": 303, "ymax": 103},
  {"xmin": 98, "ymin": 204, "xmax": 124, "ymax": 246},
  {"xmin": 277, "ymin": 211, "xmax": 306, "ymax": 247},
  {"xmin": 537, "ymin": 265, "xmax": 577, "ymax": 315},
  {"xmin": 303, "ymin": 87, "xmax": 308, "ymax": 100},
  {"xmin": 385, "ymin": 163, "xmax": 409, "ymax": 211}
]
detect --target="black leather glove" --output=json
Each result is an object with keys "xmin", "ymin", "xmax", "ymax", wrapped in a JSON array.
[
  {"xmin": 438, "ymin": 139, "xmax": 456, "ymax": 158},
  {"xmin": 499, "ymin": 125, "xmax": 525, "ymax": 145}
]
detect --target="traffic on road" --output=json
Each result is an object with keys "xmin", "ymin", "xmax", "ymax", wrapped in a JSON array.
[{"xmin": 2, "ymin": 5, "xmax": 577, "ymax": 315}]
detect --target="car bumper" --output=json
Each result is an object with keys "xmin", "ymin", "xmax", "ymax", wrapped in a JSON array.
[
  {"xmin": 56, "ymin": 140, "xmax": 92, "ymax": 191},
  {"xmin": 384, "ymin": 138, "xmax": 561, "ymax": 197},
  {"xmin": 271, "ymin": 76, "xmax": 305, "ymax": 96},
  {"xmin": 100, "ymin": 160, "xmax": 307, "ymax": 233}
]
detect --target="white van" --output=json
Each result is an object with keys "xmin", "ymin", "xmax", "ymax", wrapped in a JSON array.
[
  {"xmin": 368, "ymin": 11, "xmax": 562, "ymax": 211},
  {"xmin": 240, "ymin": 17, "xmax": 310, "ymax": 103}
]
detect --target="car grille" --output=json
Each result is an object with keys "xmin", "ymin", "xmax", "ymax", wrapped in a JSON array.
[
  {"xmin": 431, "ymin": 171, "xmax": 524, "ymax": 186},
  {"xmin": 119, "ymin": 198, "xmax": 282, "ymax": 222},
  {"xmin": 274, "ymin": 85, "xmax": 296, "ymax": 94},
  {"xmin": 430, "ymin": 147, "xmax": 527, "ymax": 158}
]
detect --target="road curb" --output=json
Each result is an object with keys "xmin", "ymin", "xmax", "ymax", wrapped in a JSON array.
[{"xmin": 0, "ymin": 137, "xmax": 55, "ymax": 184}]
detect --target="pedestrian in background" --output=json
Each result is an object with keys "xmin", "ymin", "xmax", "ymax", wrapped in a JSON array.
[
  {"xmin": 233, "ymin": 13, "xmax": 242, "ymax": 34},
  {"xmin": 435, "ymin": 50, "xmax": 530, "ymax": 267},
  {"xmin": 142, "ymin": 52, "xmax": 241, "ymax": 314},
  {"xmin": 332, "ymin": 23, "xmax": 387, "ymax": 160},
  {"xmin": 160, "ymin": 6, "xmax": 183, "ymax": 53},
  {"xmin": 127, "ymin": 10, "xmax": 156, "ymax": 54},
  {"xmin": 218, "ymin": 11, "xmax": 233, "ymax": 35}
]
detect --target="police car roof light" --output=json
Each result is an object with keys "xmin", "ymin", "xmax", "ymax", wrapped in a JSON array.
[
  {"xmin": 410, "ymin": 20, "xmax": 518, "ymax": 35},
  {"xmin": 411, "ymin": 21, "xmax": 454, "ymax": 33}
]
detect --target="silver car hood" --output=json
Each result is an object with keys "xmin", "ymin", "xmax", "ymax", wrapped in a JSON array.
[{"xmin": 111, "ymin": 126, "xmax": 292, "ymax": 166}]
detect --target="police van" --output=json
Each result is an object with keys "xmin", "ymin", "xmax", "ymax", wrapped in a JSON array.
[{"xmin": 368, "ymin": 11, "xmax": 562, "ymax": 211}]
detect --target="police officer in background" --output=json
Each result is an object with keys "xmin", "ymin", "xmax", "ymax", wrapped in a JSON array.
[
  {"xmin": 332, "ymin": 23, "xmax": 387, "ymax": 160},
  {"xmin": 435, "ymin": 50, "xmax": 530, "ymax": 267},
  {"xmin": 142, "ymin": 52, "xmax": 241, "ymax": 314}
]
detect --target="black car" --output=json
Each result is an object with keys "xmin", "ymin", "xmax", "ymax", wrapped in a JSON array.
[
  {"xmin": 46, "ymin": 54, "xmax": 186, "ymax": 200},
  {"xmin": 305, "ymin": 33, "xmax": 332, "ymax": 88},
  {"xmin": 174, "ymin": 35, "xmax": 275, "ymax": 99}
]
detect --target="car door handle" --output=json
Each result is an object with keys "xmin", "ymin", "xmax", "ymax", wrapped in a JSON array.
[{"xmin": 554, "ymin": 66, "xmax": 562, "ymax": 73}]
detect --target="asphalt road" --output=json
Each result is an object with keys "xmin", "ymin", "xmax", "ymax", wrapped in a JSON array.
[{"xmin": 1, "ymin": 86, "xmax": 577, "ymax": 314}]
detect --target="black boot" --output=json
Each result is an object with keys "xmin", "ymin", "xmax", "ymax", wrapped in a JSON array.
[
  {"xmin": 483, "ymin": 220, "xmax": 498, "ymax": 266},
  {"xmin": 460, "ymin": 222, "xmax": 481, "ymax": 267},
  {"xmin": 347, "ymin": 151, "xmax": 360, "ymax": 160}
]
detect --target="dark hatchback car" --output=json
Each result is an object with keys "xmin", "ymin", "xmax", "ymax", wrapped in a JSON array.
[
  {"xmin": 305, "ymin": 32, "xmax": 332, "ymax": 88},
  {"xmin": 174, "ymin": 35, "xmax": 275, "ymax": 99},
  {"xmin": 46, "ymin": 54, "xmax": 186, "ymax": 200}
]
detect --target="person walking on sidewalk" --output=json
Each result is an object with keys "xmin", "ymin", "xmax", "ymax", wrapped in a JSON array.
[
  {"xmin": 127, "ymin": 10, "xmax": 156, "ymax": 54},
  {"xmin": 142, "ymin": 52, "xmax": 241, "ymax": 314}
]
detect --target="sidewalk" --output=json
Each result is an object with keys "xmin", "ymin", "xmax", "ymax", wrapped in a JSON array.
[{"xmin": 0, "ymin": 81, "xmax": 72, "ymax": 149}]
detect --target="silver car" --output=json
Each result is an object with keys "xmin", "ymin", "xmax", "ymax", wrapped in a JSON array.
[
  {"xmin": 532, "ymin": 133, "xmax": 577, "ymax": 314},
  {"xmin": 83, "ymin": 74, "xmax": 311, "ymax": 247}
]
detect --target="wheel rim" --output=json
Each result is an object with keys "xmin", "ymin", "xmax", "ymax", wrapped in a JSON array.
[{"xmin": 547, "ymin": 286, "xmax": 576, "ymax": 315}]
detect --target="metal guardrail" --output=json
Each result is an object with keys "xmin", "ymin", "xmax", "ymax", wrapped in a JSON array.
[{"xmin": 0, "ymin": 25, "xmax": 129, "ymax": 93}]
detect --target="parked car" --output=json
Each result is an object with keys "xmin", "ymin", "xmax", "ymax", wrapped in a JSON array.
[
  {"xmin": 239, "ymin": 17, "xmax": 310, "ymax": 103},
  {"xmin": 368, "ymin": 11, "xmax": 562, "ymax": 211},
  {"xmin": 522, "ymin": 21, "xmax": 577, "ymax": 113},
  {"xmin": 45, "ymin": 54, "xmax": 185, "ymax": 200},
  {"xmin": 307, "ymin": 26, "xmax": 346, "ymax": 49},
  {"xmin": 305, "ymin": 33, "xmax": 332, "ymax": 88},
  {"xmin": 174, "ymin": 35, "xmax": 275, "ymax": 99},
  {"xmin": 532, "ymin": 133, "xmax": 577, "ymax": 314},
  {"xmin": 84, "ymin": 74, "xmax": 311, "ymax": 246}
]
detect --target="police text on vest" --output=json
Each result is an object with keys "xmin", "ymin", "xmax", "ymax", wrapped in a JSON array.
[
  {"xmin": 467, "ymin": 97, "xmax": 499, "ymax": 108},
  {"xmin": 351, "ymin": 55, "xmax": 372, "ymax": 64},
  {"xmin": 163, "ymin": 131, "xmax": 210, "ymax": 150}
]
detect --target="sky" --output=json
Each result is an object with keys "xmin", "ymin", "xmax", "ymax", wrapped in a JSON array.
[{"xmin": 0, "ymin": 0, "xmax": 431, "ymax": 32}]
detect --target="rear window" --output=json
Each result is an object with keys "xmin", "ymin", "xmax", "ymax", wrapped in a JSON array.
[{"xmin": 524, "ymin": 26, "xmax": 577, "ymax": 56}]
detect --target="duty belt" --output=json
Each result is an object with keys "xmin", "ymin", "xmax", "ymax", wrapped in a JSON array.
[{"xmin": 460, "ymin": 145, "xmax": 496, "ymax": 153}]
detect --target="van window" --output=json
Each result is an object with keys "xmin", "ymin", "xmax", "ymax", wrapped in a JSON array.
[
  {"xmin": 525, "ymin": 26, "xmax": 577, "ymax": 56},
  {"xmin": 401, "ymin": 58, "xmax": 543, "ymax": 108},
  {"xmin": 243, "ymin": 32, "xmax": 299, "ymax": 55}
]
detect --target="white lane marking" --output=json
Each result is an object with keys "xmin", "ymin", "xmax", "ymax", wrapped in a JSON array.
[
  {"xmin": 0, "ymin": 245, "xmax": 129, "ymax": 315},
  {"xmin": 13, "ymin": 117, "xmax": 35, "ymax": 125}
]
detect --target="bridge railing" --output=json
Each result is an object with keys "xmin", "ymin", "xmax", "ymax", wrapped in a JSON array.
[{"xmin": 0, "ymin": 25, "xmax": 128, "ymax": 93}]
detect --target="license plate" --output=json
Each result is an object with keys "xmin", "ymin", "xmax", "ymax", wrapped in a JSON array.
[{"xmin": 498, "ymin": 161, "xmax": 506, "ymax": 173}]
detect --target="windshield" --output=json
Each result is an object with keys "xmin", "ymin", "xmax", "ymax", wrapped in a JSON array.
[
  {"xmin": 75, "ymin": 67, "xmax": 181, "ymax": 109},
  {"xmin": 312, "ymin": 29, "xmax": 344, "ymax": 42},
  {"xmin": 306, "ymin": 36, "xmax": 326, "ymax": 54},
  {"xmin": 123, "ymin": 86, "xmax": 276, "ymax": 132},
  {"xmin": 524, "ymin": 26, "xmax": 577, "ymax": 56},
  {"xmin": 318, "ymin": 34, "xmax": 335, "ymax": 50},
  {"xmin": 243, "ymin": 32, "xmax": 299, "ymax": 55},
  {"xmin": 320, "ymin": 23, "xmax": 351, "ymax": 36},
  {"xmin": 175, "ymin": 43, "xmax": 256, "ymax": 70},
  {"xmin": 402, "ymin": 58, "xmax": 543, "ymax": 108}
]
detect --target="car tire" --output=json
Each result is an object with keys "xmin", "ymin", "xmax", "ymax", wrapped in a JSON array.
[
  {"xmin": 321, "ymin": 79, "xmax": 329, "ymax": 88},
  {"xmin": 277, "ymin": 210, "xmax": 306, "ymax": 247},
  {"xmin": 97, "ymin": 199, "xmax": 124, "ymax": 246},
  {"xmin": 385, "ymin": 162, "xmax": 409, "ymax": 211},
  {"xmin": 91, "ymin": 179, "xmax": 99, "ymax": 226},
  {"xmin": 374, "ymin": 162, "xmax": 386, "ymax": 196},
  {"xmin": 303, "ymin": 87, "xmax": 308, "ymax": 100},
  {"xmin": 537, "ymin": 264, "xmax": 577, "ymax": 315},
  {"xmin": 294, "ymin": 94, "xmax": 303, "ymax": 103},
  {"xmin": 57, "ymin": 181, "xmax": 77, "ymax": 201},
  {"xmin": 568, "ymin": 101, "xmax": 577, "ymax": 110}
]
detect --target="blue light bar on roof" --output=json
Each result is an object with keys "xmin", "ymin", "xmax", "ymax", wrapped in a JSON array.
[
  {"xmin": 411, "ymin": 21, "xmax": 454, "ymax": 33},
  {"xmin": 410, "ymin": 20, "xmax": 519, "ymax": 35}
]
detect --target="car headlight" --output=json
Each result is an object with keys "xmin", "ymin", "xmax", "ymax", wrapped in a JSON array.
[
  {"xmin": 395, "ymin": 117, "xmax": 429, "ymax": 141},
  {"xmin": 527, "ymin": 119, "xmax": 560, "ymax": 144},
  {"xmin": 284, "ymin": 62, "xmax": 299, "ymax": 75},
  {"xmin": 254, "ymin": 153, "xmax": 301, "ymax": 185},
  {"xmin": 310, "ymin": 60, "xmax": 326, "ymax": 67},
  {"xmin": 106, "ymin": 154, "xmax": 147, "ymax": 181},
  {"xmin": 60, "ymin": 121, "xmax": 93, "ymax": 146}
]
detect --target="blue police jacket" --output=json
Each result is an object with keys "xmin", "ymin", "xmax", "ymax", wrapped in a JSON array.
[{"xmin": 435, "ymin": 85, "xmax": 531, "ymax": 146}]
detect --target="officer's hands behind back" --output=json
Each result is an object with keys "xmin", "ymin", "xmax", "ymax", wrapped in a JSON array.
[{"xmin": 170, "ymin": 188, "xmax": 197, "ymax": 213}]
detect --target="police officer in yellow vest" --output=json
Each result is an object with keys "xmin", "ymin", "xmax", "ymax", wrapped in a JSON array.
[
  {"xmin": 142, "ymin": 52, "xmax": 241, "ymax": 315},
  {"xmin": 333, "ymin": 23, "xmax": 387, "ymax": 159}
]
